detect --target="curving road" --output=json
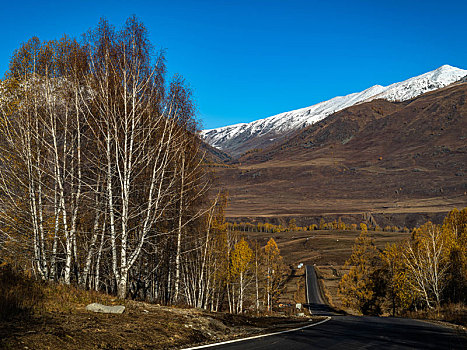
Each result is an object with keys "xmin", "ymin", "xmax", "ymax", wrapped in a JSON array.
[{"xmin": 191, "ymin": 265, "xmax": 466, "ymax": 349}]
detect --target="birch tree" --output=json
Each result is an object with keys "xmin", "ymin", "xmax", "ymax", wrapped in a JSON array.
[{"xmin": 403, "ymin": 222, "xmax": 450, "ymax": 309}]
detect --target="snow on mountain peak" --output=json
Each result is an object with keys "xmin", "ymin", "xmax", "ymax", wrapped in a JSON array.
[
  {"xmin": 367, "ymin": 65, "xmax": 467, "ymax": 103},
  {"xmin": 201, "ymin": 65, "xmax": 467, "ymax": 155}
]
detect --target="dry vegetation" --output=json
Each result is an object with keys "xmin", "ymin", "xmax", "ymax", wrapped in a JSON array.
[
  {"xmin": 244, "ymin": 228, "xmax": 409, "ymax": 266},
  {"xmin": 335, "ymin": 210, "xmax": 467, "ymax": 324},
  {"xmin": 243, "ymin": 228, "xmax": 409, "ymax": 311},
  {"xmin": 0, "ymin": 265, "xmax": 323, "ymax": 350}
]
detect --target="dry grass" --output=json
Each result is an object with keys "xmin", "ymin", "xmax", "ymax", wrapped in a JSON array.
[
  {"xmin": 0, "ymin": 264, "xmax": 125, "ymax": 321},
  {"xmin": 405, "ymin": 304, "xmax": 467, "ymax": 327},
  {"xmin": 0, "ymin": 264, "xmax": 43, "ymax": 320},
  {"xmin": 0, "ymin": 298, "xmax": 318, "ymax": 350},
  {"xmin": 40, "ymin": 283, "xmax": 126, "ymax": 314},
  {"xmin": 245, "ymin": 229, "xmax": 409, "ymax": 266},
  {"xmin": 276, "ymin": 267, "xmax": 309, "ymax": 316},
  {"xmin": 315, "ymin": 265, "xmax": 351, "ymax": 311}
]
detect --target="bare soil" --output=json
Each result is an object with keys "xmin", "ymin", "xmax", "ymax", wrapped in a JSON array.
[{"xmin": 0, "ymin": 301, "xmax": 322, "ymax": 350}]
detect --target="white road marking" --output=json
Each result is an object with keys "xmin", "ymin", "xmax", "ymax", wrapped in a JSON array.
[{"xmin": 181, "ymin": 316, "xmax": 332, "ymax": 349}]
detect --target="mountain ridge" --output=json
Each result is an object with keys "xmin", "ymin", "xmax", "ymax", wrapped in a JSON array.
[{"xmin": 202, "ymin": 65, "xmax": 467, "ymax": 156}]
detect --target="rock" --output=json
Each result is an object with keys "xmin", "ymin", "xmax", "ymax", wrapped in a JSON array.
[
  {"xmin": 85, "ymin": 303, "xmax": 125, "ymax": 314},
  {"xmin": 206, "ymin": 317, "xmax": 228, "ymax": 332}
]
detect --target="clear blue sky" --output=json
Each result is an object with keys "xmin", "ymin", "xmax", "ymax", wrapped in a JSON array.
[{"xmin": 1, "ymin": 0, "xmax": 466, "ymax": 129}]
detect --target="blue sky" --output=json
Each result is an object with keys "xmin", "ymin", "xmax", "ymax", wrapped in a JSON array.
[{"xmin": 1, "ymin": 0, "xmax": 466, "ymax": 129}]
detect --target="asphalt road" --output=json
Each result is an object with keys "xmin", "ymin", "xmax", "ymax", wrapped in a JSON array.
[
  {"xmin": 200, "ymin": 266, "xmax": 466, "ymax": 349},
  {"xmin": 305, "ymin": 265, "xmax": 337, "ymax": 316}
]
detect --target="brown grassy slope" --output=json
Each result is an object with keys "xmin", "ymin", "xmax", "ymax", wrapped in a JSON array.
[
  {"xmin": 240, "ymin": 99, "xmax": 407, "ymax": 164},
  {"xmin": 244, "ymin": 229, "xmax": 409, "ymax": 267},
  {"xmin": 213, "ymin": 83, "xmax": 467, "ymax": 219}
]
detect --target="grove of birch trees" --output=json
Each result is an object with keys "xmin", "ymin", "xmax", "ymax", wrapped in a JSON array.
[{"xmin": 0, "ymin": 17, "xmax": 286, "ymax": 313}]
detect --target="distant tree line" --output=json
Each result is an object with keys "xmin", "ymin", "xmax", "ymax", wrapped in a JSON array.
[
  {"xmin": 229, "ymin": 218, "xmax": 409, "ymax": 234},
  {"xmin": 338, "ymin": 208, "xmax": 467, "ymax": 316}
]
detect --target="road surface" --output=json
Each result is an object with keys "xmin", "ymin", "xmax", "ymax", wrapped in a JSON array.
[
  {"xmin": 305, "ymin": 265, "xmax": 338, "ymax": 316},
  {"xmin": 193, "ymin": 265, "xmax": 466, "ymax": 349}
]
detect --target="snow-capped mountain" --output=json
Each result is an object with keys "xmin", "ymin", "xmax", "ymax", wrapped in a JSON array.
[{"xmin": 201, "ymin": 65, "xmax": 467, "ymax": 156}]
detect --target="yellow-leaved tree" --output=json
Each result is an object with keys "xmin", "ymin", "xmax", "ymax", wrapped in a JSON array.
[
  {"xmin": 230, "ymin": 238, "xmax": 253, "ymax": 313},
  {"xmin": 403, "ymin": 222, "xmax": 451, "ymax": 309},
  {"xmin": 338, "ymin": 226, "xmax": 382, "ymax": 314},
  {"xmin": 263, "ymin": 238, "xmax": 286, "ymax": 312},
  {"xmin": 381, "ymin": 243, "xmax": 414, "ymax": 315},
  {"xmin": 442, "ymin": 208, "xmax": 467, "ymax": 303}
]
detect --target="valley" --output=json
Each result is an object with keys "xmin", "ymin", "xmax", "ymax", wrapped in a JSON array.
[{"xmin": 202, "ymin": 66, "xmax": 467, "ymax": 328}]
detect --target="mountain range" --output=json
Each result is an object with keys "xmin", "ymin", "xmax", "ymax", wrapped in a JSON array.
[
  {"xmin": 201, "ymin": 65, "xmax": 467, "ymax": 157},
  {"xmin": 203, "ymin": 65, "xmax": 467, "ymax": 226}
]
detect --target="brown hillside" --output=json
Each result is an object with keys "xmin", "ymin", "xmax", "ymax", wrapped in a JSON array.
[
  {"xmin": 213, "ymin": 83, "xmax": 467, "ymax": 222},
  {"xmin": 240, "ymin": 99, "xmax": 407, "ymax": 164}
]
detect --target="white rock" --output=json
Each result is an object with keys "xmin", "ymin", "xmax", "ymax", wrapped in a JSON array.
[{"xmin": 85, "ymin": 303, "xmax": 125, "ymax": 314}]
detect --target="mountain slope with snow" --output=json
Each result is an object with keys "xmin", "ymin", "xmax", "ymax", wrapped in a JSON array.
[{"xmin": 201, "ymin": 65, "xmax": 467, "ymax": 156}]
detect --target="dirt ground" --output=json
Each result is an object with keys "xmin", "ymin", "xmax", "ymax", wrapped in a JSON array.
[
  {"xmin": 0, "ymin": 300, "xmax": 323, "ymax": 350},
  {"xmin": 314, "ymin": 265, "xmax": 350, "ymax": 310}
]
